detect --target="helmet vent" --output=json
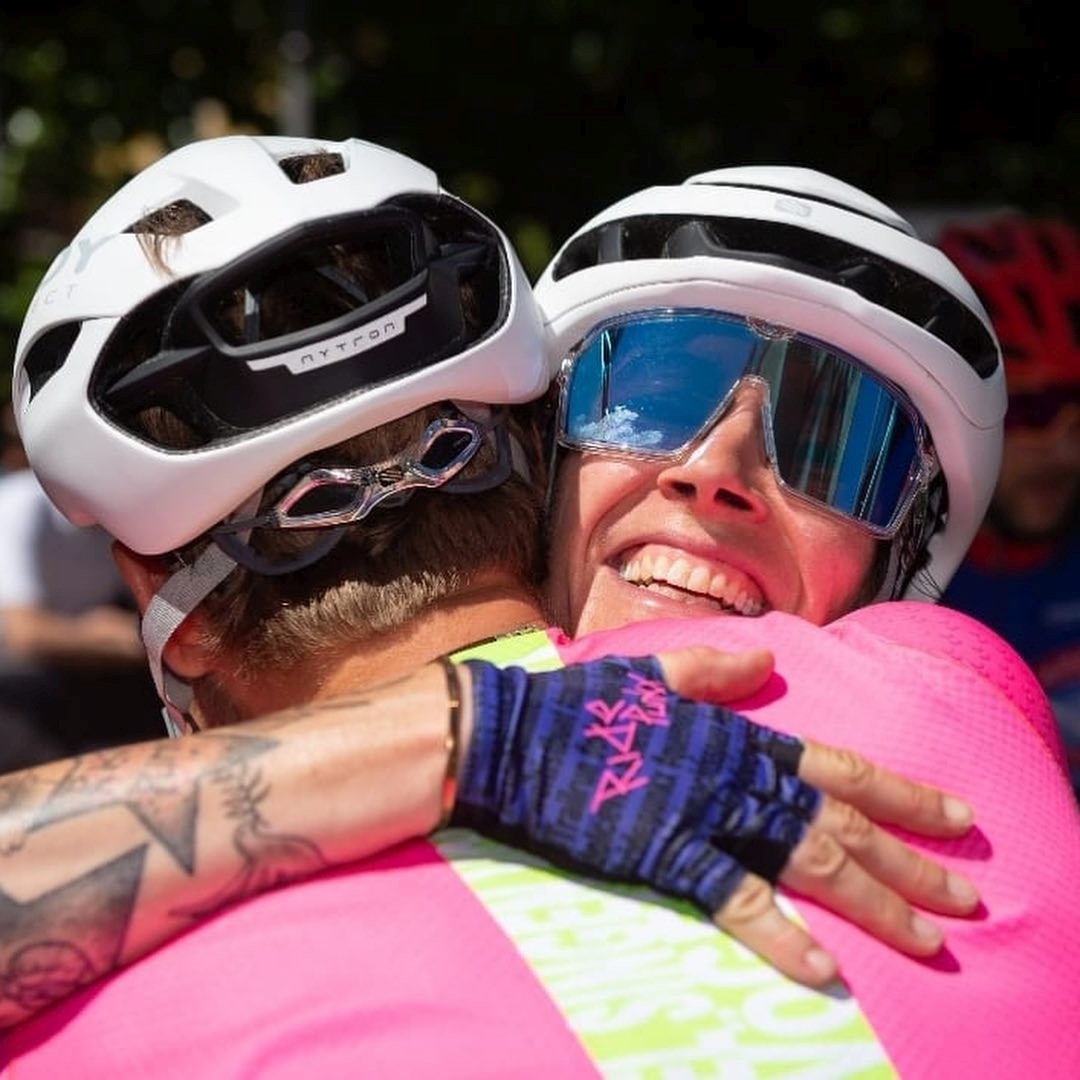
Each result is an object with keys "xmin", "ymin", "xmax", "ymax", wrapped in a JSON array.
[
  {"xmin": 279, "ymin": 152, "xmax": 345, "ymax": 183},
  {"xmin": 22, "ymin": 321, "xmax": 81, "ymax": 400},
  {"xmin": 938, "ymin": 216, "xmax": 1080, "ymax": 385},
  {"xmin": 1035, "ymin": 231, "xmax": 1063, "ymax": 271},
  {"xmin": 1014, "ymin": 285, "xmax": 1041, "ymax": 333},
  {"xmin": 125, "ymin": 199, "xmax": 211, "ymax": 236},
  {"xmin": 954, "ymin": 235, "xmax": 990, "ymax": 260},
  {"xmin": 553, "ymin": 214, "xmax": 1000, "ymax": 378},
  {"xmin": 689, "ymin": 179, "xmax": 913, "ymax": 236},
  {"xmin": 1069, "ymin": 303, "xmax": 1080, "ymax": 347},
  {"xmin": 835, "ymin": 261, "xmax": 894, "ymax": 305}
]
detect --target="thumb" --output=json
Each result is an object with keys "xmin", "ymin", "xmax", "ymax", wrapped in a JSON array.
[{"xmin": 655, "ymin": 645, "xmax": 774, "ymax": 704}]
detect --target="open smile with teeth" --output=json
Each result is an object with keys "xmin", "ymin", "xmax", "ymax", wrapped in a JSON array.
[{"xmin": 618, "ymin": 551, "xmax": 765, "ymax": 615}]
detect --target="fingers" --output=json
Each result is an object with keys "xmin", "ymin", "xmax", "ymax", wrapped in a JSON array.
[
  {"xmin": 656, "ymin": 645, "xmax": 775, "ymax": 703},
  {"xmin": 713, "ymin": 795, "xmax": 978, "ymax": 983},
  {"xmin": 779, "ymin": 799, "xmax": 979, "ymax": 959},
  {"xmin": 654, "ymin": 647, "xmax": 975, "ymax": 843},
  {"xmin": 714, "ymin": 872, "xmax": 840, "ymax": 989},
  {"xmin": 809, "ymin": 795, "xmax": 979, "ymax": 917},
  {"xmin": 799, "ymin": 739, "xmax": 975, "ymax": 838},
  {"xmin": 638, "ymin": 648, "xmax": 981, "ymax": 967}
]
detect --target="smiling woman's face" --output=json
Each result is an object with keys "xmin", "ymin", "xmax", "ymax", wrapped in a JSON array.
[{"xmin": 545, "ymin": 383, "xmax": 879, "ymax": 635}]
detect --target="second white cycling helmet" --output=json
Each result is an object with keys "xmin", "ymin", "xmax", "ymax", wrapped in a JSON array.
[{"xmin": 534, "ymin": 165, "xmax": 1006, "ymax": 598}]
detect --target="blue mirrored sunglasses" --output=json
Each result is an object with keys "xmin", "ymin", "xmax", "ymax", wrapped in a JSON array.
[{"xmin": 557, "ymin": 309, "xmax": 934, "ymax": 536}]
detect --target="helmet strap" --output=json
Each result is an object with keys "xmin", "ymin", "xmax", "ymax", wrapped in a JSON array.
[
  {"xmin": 877, "ymin": 476, "xmax": 943, "ymax": 602},
  {"xmin": 140, "ymin": 491, "xmax": 261, "ymax": 736},
  {"xmin": 141, "ymin": 542, "xmax": 238, "ymax": 736}
]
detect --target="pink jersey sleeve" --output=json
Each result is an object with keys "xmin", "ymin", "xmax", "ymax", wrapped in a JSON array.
[
  {"xmin": 556, "ymin": 604, "xmax": 1080, "ymax": 1076},
  {"xmin": 832, "ymin": 600, "xmax": 1067, "ymax": 771}
]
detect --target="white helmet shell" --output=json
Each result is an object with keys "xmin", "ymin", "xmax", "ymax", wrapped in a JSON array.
[
  {"xmin": 534, "ymin": 165, "xmax": 1006, "ymax": 597},
  {"xmin": 14, "ymin": 135, "xmax": 551, "ymax": 555}
]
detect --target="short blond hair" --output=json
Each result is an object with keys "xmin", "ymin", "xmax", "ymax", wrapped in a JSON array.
[{"xmin": 186, "ymin": 400, "xmax": 548, "ymax": 681}]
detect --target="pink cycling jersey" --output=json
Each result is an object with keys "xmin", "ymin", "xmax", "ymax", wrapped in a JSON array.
[{"xmin": 4, "ymin": 602, "xmax": 1079, "ymax": 1077}]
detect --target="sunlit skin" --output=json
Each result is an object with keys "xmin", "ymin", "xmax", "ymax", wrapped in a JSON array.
[
  {"xmin": 546, "ymin": 382, "xmax": 879, "ymax": 635},
  {"xmin": 991, "ymin": 400, "xmax": 1080, "ymax": 541}
]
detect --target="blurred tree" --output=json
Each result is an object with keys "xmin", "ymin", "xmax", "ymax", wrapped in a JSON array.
[{"xmin": 1, "ymin": 0, "xmax": 1076, "ymax": 402}]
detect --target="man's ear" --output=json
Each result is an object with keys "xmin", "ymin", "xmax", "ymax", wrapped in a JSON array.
[{"xmin": 111, "ymin": 543, "xmax": 215, "ymax": 679}]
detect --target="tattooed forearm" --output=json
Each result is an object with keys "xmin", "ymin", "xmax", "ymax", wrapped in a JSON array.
[
  {"xmin": 0, "ymin": 769, "xmax": 51, "ymax": 857},
  {"xmin": 0, "ymin": 733, "xmax": 276, "ymax": 871},
  {"xmin": 0, "ymin": 661, "xmax": 454, "ymax": 1030},
  {"xmin": 0, "ymin": 847, "xmax": 147, "ymax": 1027},
  {"xmin": 220, "ymin": 758, "xmax": 273, "ymax": 831},
  {"xmin": 0, "ymin": 736, "xmax": 332, "ymax": 1028},
  {"xmin": 172, "ymin": 758, "xmax": 329, "ymax": 920},
  {"xmin": 0, "ymin": 733, "xmax": 286, "ymax": 1028}
]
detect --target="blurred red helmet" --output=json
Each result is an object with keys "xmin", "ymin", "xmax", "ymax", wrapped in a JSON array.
[{"xmin": 937, "ymin": 215, "xmax": 1080, "ymax": 393}]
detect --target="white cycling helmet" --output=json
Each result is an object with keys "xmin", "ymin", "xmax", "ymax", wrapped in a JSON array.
[
  {"xmin": 12, "ymin": 134, "xmax": 552, "ymax": 733},
  {"xmin": 533, "ymin": 165, "xmax": 1006, "ymax": 598},
  {"xmin": 14, "ymin": 134, "xmax": 550, "ymax": 557}
]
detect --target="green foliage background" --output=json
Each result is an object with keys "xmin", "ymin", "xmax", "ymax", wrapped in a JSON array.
[{"xmin": 1, "ymin": 1, "xmax": 1076, "ymax": 400}]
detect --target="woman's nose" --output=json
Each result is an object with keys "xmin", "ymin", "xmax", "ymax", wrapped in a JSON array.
[{"xmin": 655, "ymin": 382, "xmax": 773, "ymax": 522}]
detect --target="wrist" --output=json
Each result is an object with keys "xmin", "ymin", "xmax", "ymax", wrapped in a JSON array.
[{"xmin": 435, "ymin": 659, "xmax": 475, "ymax": 830}]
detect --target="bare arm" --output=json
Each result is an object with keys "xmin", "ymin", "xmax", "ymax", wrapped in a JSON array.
[
  {"xmin": 0, "ymin": 663, "xmax": 454, "ymax": 1029},
  {"xmin": 0, "ymin": 649, "xmax": 977, "ymax": 1029}
]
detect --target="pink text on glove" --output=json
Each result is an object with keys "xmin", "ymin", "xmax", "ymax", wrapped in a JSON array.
[{"xmin": 583, "ymin": 671, "xmax": 671, "ymax": 813}]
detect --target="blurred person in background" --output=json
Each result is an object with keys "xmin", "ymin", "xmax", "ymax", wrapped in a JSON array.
[
  {"xmin": 933, "ymin": 214, "xmax": 1080, "ymax": 799},
  {"xmin": 0, "ymin": 403, "xmax": 160, "ymax": 772}
]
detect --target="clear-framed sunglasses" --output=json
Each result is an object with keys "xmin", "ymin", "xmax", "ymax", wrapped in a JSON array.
[{"xmin": 557, "ymin": 308, "xmax": 936, "ymax": 537}]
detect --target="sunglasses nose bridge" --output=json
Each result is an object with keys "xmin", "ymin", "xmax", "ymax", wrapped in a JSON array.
[
  {"xmin": 657, "ymin": 406, "xmax": 773, "ymax": 524},
  {"xmin": 698, "ymin": 375, "xmax": 778, "ymax": 469},
  {"xmin": 679, "ymin": 377, "xmax": 774, "ymax": 472}
]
